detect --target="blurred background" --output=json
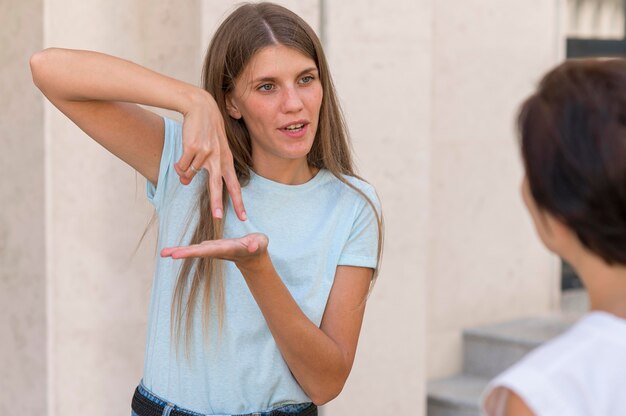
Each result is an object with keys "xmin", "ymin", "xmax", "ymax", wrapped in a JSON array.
[{"xmin": 1, "ymin": 0, "xmax": 624, "ymax": 415}]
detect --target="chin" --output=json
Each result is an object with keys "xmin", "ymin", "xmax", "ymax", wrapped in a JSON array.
[
  {"xmin": 282, "ymin": 150, "xmax": 312, "ymax": 161},
  {"xmin": 280, "ymin": 140, "xmax": 315, "ymax": 159}
]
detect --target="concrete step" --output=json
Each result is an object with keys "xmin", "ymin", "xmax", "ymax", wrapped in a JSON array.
[
  {"xmin": 427, "ymin": 290, "xmax": 588, "ymax": 415},
  {"xmin": 427, "ymin": 374, "xmax": 489, "ymax": 416},
  {"xmin": 462, "ymin": 314, "xmax": 577, "ymax": 379}
]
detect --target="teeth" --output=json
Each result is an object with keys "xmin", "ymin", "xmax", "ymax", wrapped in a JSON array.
[{"xmin": 285, "ymin": 123, "xmax": 304, "ymax": 131}]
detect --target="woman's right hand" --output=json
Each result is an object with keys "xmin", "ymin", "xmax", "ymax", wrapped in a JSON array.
[
  {"xmin": 175, "ymin": 91, "xmax": 246, "ymax": 221},
  {"xmin": 30, "ymin": 48, "xmax": 246, "ymax": 221}
]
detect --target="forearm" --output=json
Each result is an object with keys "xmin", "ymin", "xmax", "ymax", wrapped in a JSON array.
[
  {"xmin": 30, "ymin": 48, "xmax": 207, "ymax": 114},
  {"xmin": 238, "ymin": 257, "xmax": 349, "ymax": 405}
]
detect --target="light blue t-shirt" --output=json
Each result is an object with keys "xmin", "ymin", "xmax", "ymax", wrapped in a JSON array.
[{"xmin": 143, "ymin": 117, "xmax": 380, "ymax": 415}]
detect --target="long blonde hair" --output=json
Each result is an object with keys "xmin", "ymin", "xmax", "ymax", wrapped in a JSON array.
[{"xmin": 172, "ymin": 2, "xmax": 384, "ymax": 351}]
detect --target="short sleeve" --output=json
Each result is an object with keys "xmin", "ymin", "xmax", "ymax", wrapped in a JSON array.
[
  {"xmin": 337, "ymin": 186, "xmax": 381, "ymax": 269},
  {"xmin": 146, "ymin": 117, "xmax": 183, "ymax": 211},
  {"xmin": 482, "ymin": 366, "xmax": 578, "ymax": 416}
]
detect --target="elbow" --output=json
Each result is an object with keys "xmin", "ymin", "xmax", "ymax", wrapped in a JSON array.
[
  {"xmin": 29, "ymin": 49, "xmax": 47, "ymax": 88},
  {"xmin": 29, "ymin": 48, "xmax": 57, "ymax": 89},
  {"xmin": 308, "ymin": 378, "xmax": 347, "ymax": 406},
  {"xmin": 310, "ymin": 392, "xmax": 340, "ymax": 407}
]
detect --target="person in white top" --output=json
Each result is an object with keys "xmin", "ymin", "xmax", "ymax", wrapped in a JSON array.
[{"xmin": 482, "ymin": 58, "xmax": 626, "ymax": 416}]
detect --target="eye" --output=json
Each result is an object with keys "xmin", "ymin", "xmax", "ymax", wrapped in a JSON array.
[
  {"xmin": 299, "ymin": 75, "xmax": 315, "ymax": 85},
  {"xmin": 258, "ymin": 83, "xmax": 274, "ymax": 92}
]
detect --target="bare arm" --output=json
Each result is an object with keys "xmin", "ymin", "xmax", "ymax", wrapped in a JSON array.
[
  {"xmin": 505, "ymin": 391, "xmax": 535, "ymax": 416},
  {"xmin": 30, "ymin": 48, "xmax": 245, "ymax": 219},
  {"xmin": 161, "ymin": 234, "xmax": 372, "ymax": 405}
]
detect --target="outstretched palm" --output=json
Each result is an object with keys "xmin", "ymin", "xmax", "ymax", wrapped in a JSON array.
[{"xmin": 160, "ymin": 233, "xmax": 269, "ymax": 264}]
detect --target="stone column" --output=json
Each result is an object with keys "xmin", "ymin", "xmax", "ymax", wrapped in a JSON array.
[
  {"xmin": 43, "ymin": 1, "xmax": 202, "ymax": 415},
  {"xmin": 426, "ymin": 0, "xmax": 563, "ymax": 379},
  {"xmin": 0, "ymin": 1, "xmax": 46, "ymax": 414},
  {"xmin": 323, "ymin": 1, "xmax": 432, "ymax": 414}
]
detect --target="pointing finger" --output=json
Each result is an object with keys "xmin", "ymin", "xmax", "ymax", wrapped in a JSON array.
[
  {"xmin": 223, "ymin": 166, "xmax": 246, "ymax": 221},
  {"xmin": 205, "ymin": 157, "xmax": 224, "ymax": 219}
]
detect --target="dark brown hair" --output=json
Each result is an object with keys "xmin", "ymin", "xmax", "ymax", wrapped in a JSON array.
[
  {"xmin": 172, "ymin": 2, "xmax": 384, "ymax": 352},
  {"xmin": 519, "ymin": 58, "xmax": 626, "ymax": 265}
]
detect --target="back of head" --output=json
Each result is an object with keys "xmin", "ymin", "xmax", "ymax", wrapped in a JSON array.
[{"xmin": 518, "ymin": 58, "xmax": 626, "ymax": 265}]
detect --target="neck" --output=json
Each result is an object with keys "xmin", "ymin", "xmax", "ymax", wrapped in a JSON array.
[
  {"xmin": 570, "ymin": 252, "xmax": 626, "ymax": 320},
  {"xmin": 252, "ymin": 157, "xmax": 318, "ymax": 185}
]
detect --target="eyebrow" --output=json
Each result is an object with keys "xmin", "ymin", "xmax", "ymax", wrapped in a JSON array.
[{"xmin": 249, "ymin": 67, "xmax": 319, "ymax": 85}]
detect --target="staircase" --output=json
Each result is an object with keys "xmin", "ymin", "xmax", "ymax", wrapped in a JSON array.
[{"xmin": 426, "ymin": 290, "xmax": 588, "ymax": 416}]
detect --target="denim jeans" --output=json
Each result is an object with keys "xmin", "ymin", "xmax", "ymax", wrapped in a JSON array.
[{"xmin": 131, "ymin": 381, "xmax": 314, "ymax": 416}]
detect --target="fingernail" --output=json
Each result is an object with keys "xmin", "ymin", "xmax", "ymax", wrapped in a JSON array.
[
  {"xmin": 214, "ymin": 208, "xmax": 223, "ymax": 218},
  {"xmin": 241, "ymin": 211, "xmax": 247, "ymax": 221}
]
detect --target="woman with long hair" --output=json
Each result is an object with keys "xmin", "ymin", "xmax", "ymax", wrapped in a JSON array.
[
  {"xmin": 30, "ymin": 3, "xmax": 383, "ymax": 416},
  {"xmin": 482, "ymin": 59, "xmax": 626, "ymax": 415}
]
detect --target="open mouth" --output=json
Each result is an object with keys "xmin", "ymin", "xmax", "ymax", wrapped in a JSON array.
[{"xmin": 281, "ymin": 123, "xmax": 306, "ymax": 132}]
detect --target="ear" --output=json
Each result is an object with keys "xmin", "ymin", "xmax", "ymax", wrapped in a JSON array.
[{"xmin": 225, "ymin": 93, "xmax": 242, "ymax": 120}]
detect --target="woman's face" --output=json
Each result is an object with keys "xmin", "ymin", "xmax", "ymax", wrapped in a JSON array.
[{"xmin": 226, "ymin": 44, "xmax": 323, "ymax": 173}]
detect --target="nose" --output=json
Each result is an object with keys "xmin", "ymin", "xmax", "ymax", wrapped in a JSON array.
[{"xmin": 281, "ymin": 86, "xmax": 304, "ymax": 113}]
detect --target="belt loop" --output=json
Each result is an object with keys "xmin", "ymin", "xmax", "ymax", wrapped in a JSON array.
[{"xmin": 162, "ymin": 403, "xmax": 175, "ymax": 416}]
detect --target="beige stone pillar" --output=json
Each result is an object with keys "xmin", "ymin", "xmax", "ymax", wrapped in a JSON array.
[
  {"xmin": 0, "ymin": 1, "xmax": 46, "ymax": 414},
  {"xmin": 426, "ymin": 0, "xmax": 563, "ymax": 379},
  {"xmin": 322, "ymin": 1, "xmax": 432, "ymax": 414},
  {"xmin": 42, "ymin": 1, "xmax": 202, "ymax": 414}
]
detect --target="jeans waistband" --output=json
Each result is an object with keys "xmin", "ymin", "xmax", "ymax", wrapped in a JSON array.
[{"xmin": 131, "ymin": 381, "xmax": 317, "ymax": 416}]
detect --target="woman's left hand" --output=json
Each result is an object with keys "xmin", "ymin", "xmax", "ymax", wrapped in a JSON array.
[
  {"xmin": 160, "ymin": 233, "xmax": 269, "ymax": 270},
  {"xmin": 163, "ymin": 232, "xmax": 371, "ymax": 405}
]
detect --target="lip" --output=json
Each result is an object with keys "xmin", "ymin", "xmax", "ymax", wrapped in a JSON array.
[
  {"xmin": 278, "ymin": 120, "xmax": 310, "ymax": 139},
  {"xmin": 278, "ymin": 119, "xmax": 309, "ymax": 130}
]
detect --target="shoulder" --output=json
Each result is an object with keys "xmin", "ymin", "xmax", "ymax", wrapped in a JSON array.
[
  {"xmin": 164, "ymin": 117, "xmax": 183, "ymax": 144},
  {"xmin": 483, "ymin": 313, "xmax": 626, "ymax": 416},
  {"xmin": 336, "ymin": 172, "xmax": 377, "ymax": 196},
  {"xmin": 159, "ymin": 116, "xmax": 184, "ymax": 165},
  {"xmin": 326, "ymin": 171, "xmax": 381, "ymax": 212}
]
